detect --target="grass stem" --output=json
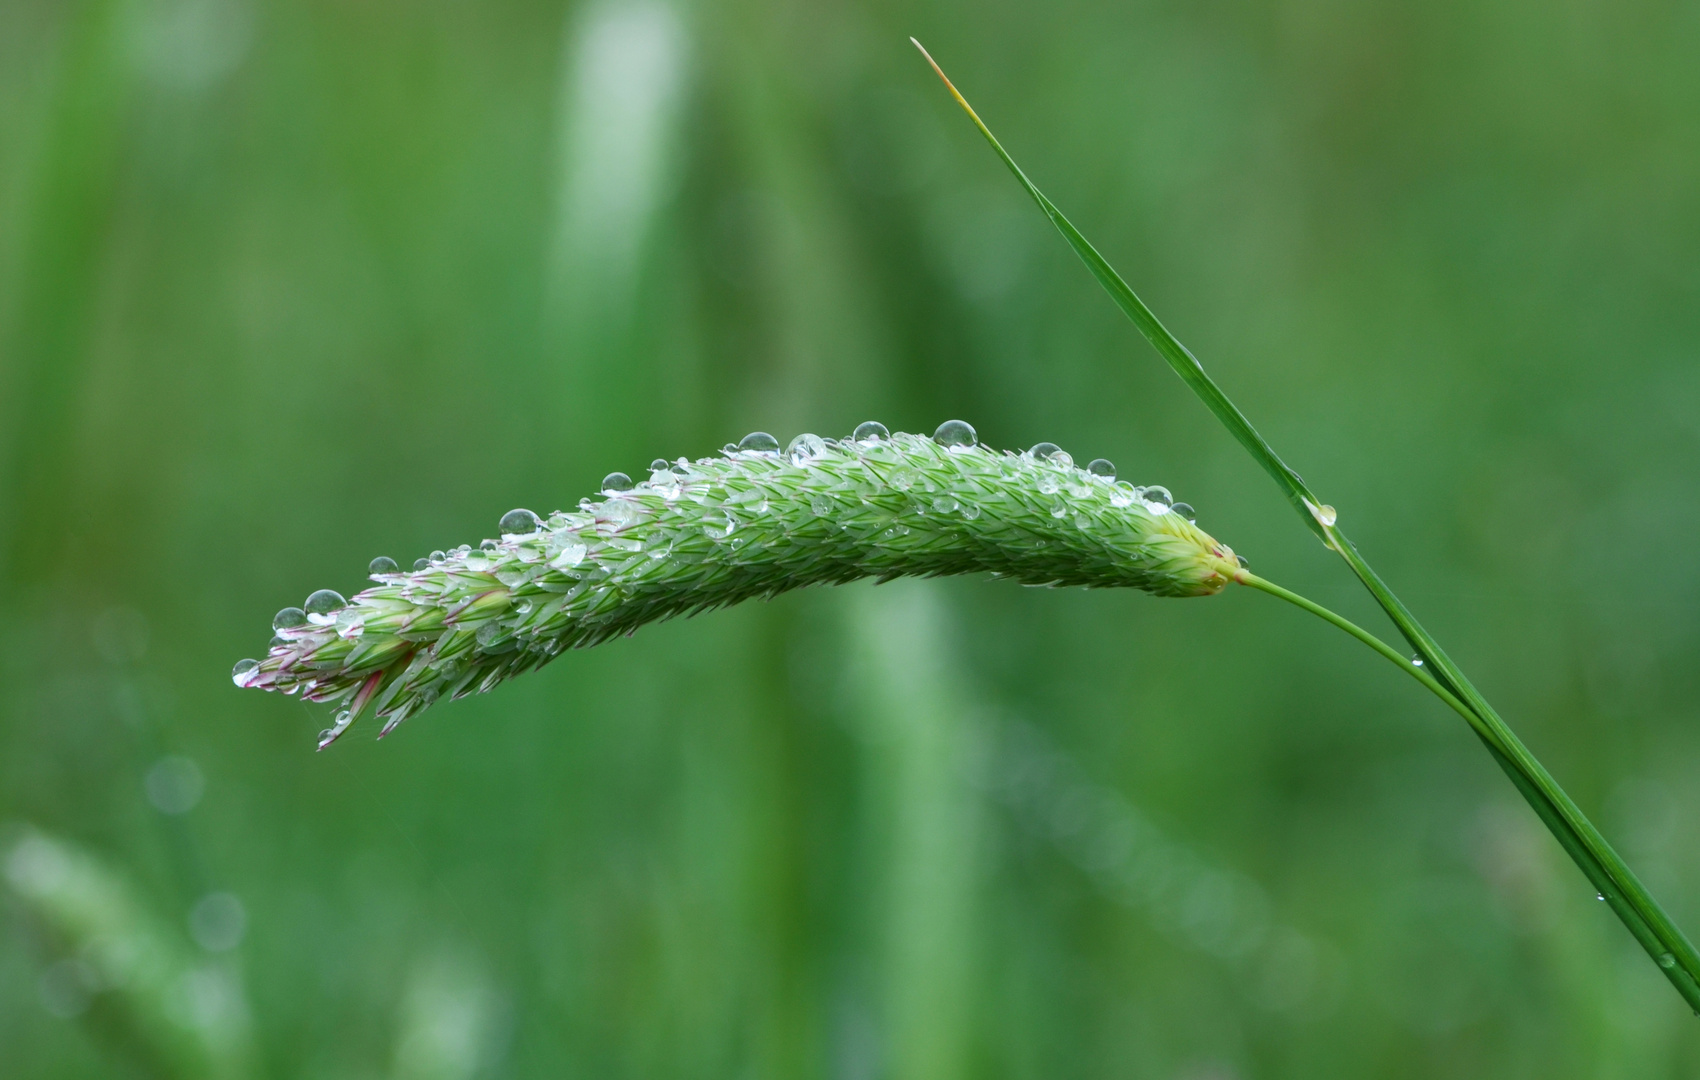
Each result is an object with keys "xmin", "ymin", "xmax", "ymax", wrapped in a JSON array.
[{"xmin": 914, "ymin": 37, "xmax": 1700, "ymax": 1011}]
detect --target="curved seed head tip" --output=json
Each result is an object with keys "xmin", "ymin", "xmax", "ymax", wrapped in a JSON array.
[{"xmin": 238, "ymin": 425, "xmax": 1237, "ymax": 744}]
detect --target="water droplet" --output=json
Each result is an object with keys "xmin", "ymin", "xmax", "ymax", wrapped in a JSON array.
[
  {"xmin": 1660, "ymin": 952, "xmax": 1678, "ymax": 969},
  {"xmin": 738, "ymin": 431, "xmax": 780, "ymax": 453},
  {"xmin": 550, "ymin": 542, "xmax": 588, "ymax": 569},
  {"xmin": 269, "ymin": 634, "xmax": 287, "ymax": 648},
  {"xmin": 430, "ymin": 550, "xmax": 447, "ymax": 564},
  {"xmin": 464, "ymin": 551, "xmax": 490, "ymax": 571},
  {"xmin": 513, "ymin": 598, "xmax": 534, "ymax": 615},
  {"xmin": 316, "ymin": 728, "xmax": 337, "ymax": 749},
  {"xmin": 413, "ymin": 558, "xmax": 429, "ymax": 571},
  {"xmin": 1029, "ymin": 441, "xmax": 1063, "ymax": 461},
  {"xmin": 1305, "ymin": 499, "xmax": 1337, "ymax": 528},
  {"xmin": 933, "ymin": 495, "xmax": 959, "ymax": 514},
  {"xmin": 1172, "ymin": 502, "xmax": 1197, "ymax": 522},
  {"xmin": 1235, "ymin": 554, "xmax": 1249, "ymax": 568},
  {"xmin": 1072, "ymin": 511, "xmax": 1092, "ymax": 529},
  {"xmin": 960, "ymin": 503, "xmax": 981, "ymax": 520},
  {"xmin": 1141, "ymin": 486, "xmax": 1173, "ymax": 508},
  {"xmin": 1036, "ymin": 474, "xmax": 1060, "ymax": 495},
  {"xmin": 1109, "ymin": 483, "xmax": 1137, "ymax": 508},
  {"xmin": 601, "ymin": 472, "xmax": 634, "ymax": 494},
  {"xmin": 1087, "ymin": 458, "xmax": 1116, "ymax": 478},
  {"xmin": 1597, "ymin": 893, "xmax": 1606, "ymax": 901},
  {"xmin": 480, "ymin": 538, "xmax": 499, "ymax": 552},
  {"xmin": 786, "ymin": 433, "xmax": 826, "ymax": 465},
  {"xmin": 933, "ymin": 419, "xmax": 977, "ymax": 449},
  {"xmin": 272, "ymin": 607, "xmax": 307, "ymax": 630},
  {"xmin": 304, "ymin": 590, "xmax": 346, "ymax": 625},
  {"xmin": 368, "ymin": 556, "xmax": 398, "ymax": 575},
  {"xmin": 1410, "ymin": 654, "xmax": 1424, "ymax": 667},
  {"xmin": 852, "ymin": 421, "xmax": 889, "ymax": 442},
  {"xmin": 500, "ymin": 508, "xmax": 542, "ymax": 535},
  {"xmin": 650, "ymin": 458, "xmax": 669, "ymax": 472},
  {"xmin": 648, "ymin": 468, "xmax": 681, "ymax": 498},
  {"xmin": 879, "ymin": 524, "xmax": 911, "ymax": 540},
  {"xmin": 231, "ymin": 659, "xmax": 258, "ymax": 686},
  {"xmin": 890, "ymin": 468, "xmax": 918, "ymax": 492},
  {"xmin": 810, "ymin": 494, "xmax": 834, "ymax": 516}
]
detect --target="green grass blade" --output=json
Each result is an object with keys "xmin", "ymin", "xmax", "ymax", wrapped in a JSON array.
[{"xmin": 912, "ymin": 37, "xmax": 1700, "ymax": 1012}]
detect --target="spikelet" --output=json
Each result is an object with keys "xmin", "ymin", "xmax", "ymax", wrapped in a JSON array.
[{"xmin": 233, "ymin": 422, "xmax": 1240, "ymax": 747}]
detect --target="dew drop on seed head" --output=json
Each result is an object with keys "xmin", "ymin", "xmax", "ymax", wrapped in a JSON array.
[
  {"xmin": 810, "ymin": 494, "xmax": 834, "ymax": 516},
  {"xmin": 368, "ymin": 556, "xmax": 398, "ymax": 575},
  {"xmin": 269, "ymin": 634, "xmax": 287, "ymax": 648},
  {"xmin": 738, "ymin": 431, "xmax": 780, "ymax": 453},
  {"xmin": 1172, "ymin": 502, "xmax": 1197, "ymax": 522},
  {"xmin": 550, "ymin": 542, "xmax": 587, "ymax": 569},
  {"xmin": 1142, "ymin": 486, "xmax": 1173, "ymax": 508},
  {"xmin": 500, "ymin": 508, "xmax": 542, "ymax": 535},
  {"xmin": 650, "ymin": 458, "xmax": 669, "ymax": 472},
  {"xmin": 601, "ymin": 472, "xmax": 634, "ymax": 494},
  {"xmin": 273, "ymin": 607, "xmax": 307, "ymax": 630},
  {"xmin": 852, "ymin": 421, "xmax": 888, "ymax": 442},
  {"xmin": 933, "ymin": 419, "xmax": 977, "ymax": 449},
  {"xmin": 304, "ymin": 590, "xmax": 346, "ymax": 623},
  {"xmin": 786, "ymin": 433, "xmax": 826, "ymax": 465},
  {"xmin": 1029, "ymin": 442, "xmax": 1062, "ymax": 461},
  {"xmin": 430, "ymin": 550, "xmax": 447, "ymax": 563},
  {"xmin": 1088, "ymin": 458, "xmax": 1116, "ymax": 479},
  {"xmin": 1037, "ymin": 474, "xmax": 1060, "ymax": 495},
  {"xmin": 1109, "ymin": 483, "xmax": 1136, "ymax": 508},
  {"xmin": 231, "ymin": 658, "xmax": 258, "ymax": 686},
  {"xmin": 480, "ymin": 538, "xmax": 498, "ymax": 552},
  {"xmin": 317, "ymin": 728, "xmax": 336, "ymax": 748},
  {"xmin": 413, "ymin": 558, "xmax": 429, "ymax": 571}
]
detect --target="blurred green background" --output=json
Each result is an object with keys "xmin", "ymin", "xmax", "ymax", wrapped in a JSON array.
[{"xmin": 3, "ymin": 0, "xmax": 1700, "ymax": 1075}]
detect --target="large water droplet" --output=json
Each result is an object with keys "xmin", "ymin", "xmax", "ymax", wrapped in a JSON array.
[
  {"xmin": 650, "ymin": 458, "xmax": 669, "ymax": 472},
  {"xmin": 1109, "ymin": 483, "xmax": 1137, "ymax": 508},
  {"xmin": 1142, "ymin": 486, "xmax": 1173, "ymax": 508},
  {"xmin": 430, "ymin": 550, "xmax": 447, "ymax": 564},
  {"xmin": 738, "ymin": 431, "xmax": 780, "ymax": 453},
  {"xmin": 368, "ymin": 556, "xmax": 398, "ymax": 576},
  {"xmin": 933, "ymin": 419, "xmax": 977, "ymax": 449},
  {"xmin": 269, "ymin": 634, "xmax": 287, "ymax": 648},
  {"xmin": 933, "ymin": 495, "xmax": 959, "ymax": 515},
  {"xmin": 1036, "ymin": 474, "xmax": 1060, "ymax": 495},
  {"xmin": 1087, "ymin": 458, "xmax": 1116, "ymax": 479},
  {"xmin": 231, "ymin": 659, "xmax": 258, "ymax": 686},
  {"xmin": 601, "ymin": 472, "xmax": 634, "ymax": 494},
  {"xmin": 273, "ymin": 607, "xmax": 307, "ymax": 630},
  {"xmin": 648, "ymin": 467, "xmax": 681, "ymax": 498},
  {"xmin": 1235, "ymin": 554, "xmax": 1249, "ymax": 569},
  {"xmin": 852, "ymin": 421, "xmax": 889, "ymax": 442},
  {"xmin": 500, "ymin": 508, "xmax": 542, "ymax": 535},
  {"xmin": 316, "ymin": 728, "xmax": 338, "ymax": 750},
  {"xmin": 1029, "ymin": 441, "xmax": 1062, "ymax": 461},
  {"xmin": 550, "ymin": 542, "xmax": 588, "ymax": 569},
  {"xmin": 1411, "ymin": 654, "xmax": 1424, "ymax": 667},
  {"xmin": 786, "ymin": 433, "xmax": 826, "ymax": 465},
  {"xmin": 1172, "ymin": 502, "xmax": 1197, "ymax": 522},
  {"xmin": 413, "ymin": 558, "xmax": 429, "ymax": 571},
  {"xmin": 480, "ymin": 538, "xmax": 498, "ymax": 552},
  {"xmin": 304, "ymin": 590, "xmax": 346, "ymax": 625}
]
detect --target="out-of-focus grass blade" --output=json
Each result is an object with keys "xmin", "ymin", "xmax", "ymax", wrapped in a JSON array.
[{"xmin": 909, "ymin": 37, "xmax": 1700, "ymax": 1013}]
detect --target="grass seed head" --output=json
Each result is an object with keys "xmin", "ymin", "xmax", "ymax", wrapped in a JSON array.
[{"xmin": 235, "ymin": 424, "xmax": 1240, "ymax": 747}]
